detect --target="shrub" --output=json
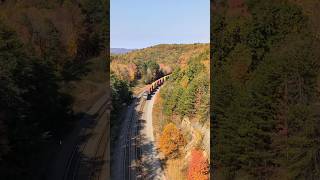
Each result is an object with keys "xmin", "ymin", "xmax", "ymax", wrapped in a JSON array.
[
  {"xmin": 187, "ymin": 149, "xmax": 209, "ymax": 180},
  {"xmin": 158, "ymin": 123, "xmax": 185, "ymax": 158}
]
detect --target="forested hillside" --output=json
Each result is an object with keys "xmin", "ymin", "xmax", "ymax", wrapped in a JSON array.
[
  {"xmin": 0, "ymin": 0, "xmax": 107, "ymax": 178},
  {"xmin": 110, "ymin": 44, "xmax": 208, "ymax": 135},
  {"xmin": 152, "ymin": 45, "xmax": 210, "ymax": 179},
  {"xmin": 112, "ymin": 43, "xmax": 207, "ymax": 66},
  {"xmin": 110, "ymin": 44, "xmax": 208, "ymax": 142},
  {"xmin": 160, "ymin": 50, "xmax": 210, "ymax": 124},
  {"xmin": 212, "ymin": 0, "xmax": 320, "ymax": 179},
  {"xmin": 111, "ymin": 44, "xmax": 208, "ymax": 84}
]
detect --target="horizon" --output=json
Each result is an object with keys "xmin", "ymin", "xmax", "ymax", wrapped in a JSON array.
[
  {"xmin": 111, "ymin": 0, "xmax": 210, "ymax": 49},
  {"xmin": 111, "ymin": 42, "xmax": 209, "ymax": 50}
]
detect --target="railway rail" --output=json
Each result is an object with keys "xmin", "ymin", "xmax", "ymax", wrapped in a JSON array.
[
  {"xmin": 121, "ymin": 74, "xmax": 168, "ymax": 179},
  {"xmin": 110, "ymin": 74, "xmax": 170, "ymax": 180},
  {"xmin": 122, "ymin": 96, "xmax": 146, "ymax": 180},
  {"xmin": 63, "ymin": 95, "xmax": 109, "ymax": 180},
  {"xmin": 91, "ymin": 119, "xmax": 108, "ymax": 180}
]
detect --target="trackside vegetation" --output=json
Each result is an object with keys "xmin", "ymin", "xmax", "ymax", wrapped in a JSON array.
[
  {"xmin": 161, "ymin": 50, "xmax": 210, "ymax": 122},
  {"xmin": 156, "ymin": 47, "xmax": 210, "ymax": 179},
  {"xmin": 110, "ymin": 72, "xmax": 132, "ymax": 141}
]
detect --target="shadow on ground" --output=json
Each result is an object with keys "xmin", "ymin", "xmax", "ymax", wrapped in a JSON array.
[
  {"xmin": 136, "ymin": 96, "xmax": 165, "ymax": 179},
  {"xmin": 110, "ymin": 85, "xmax": 164, "ymax": 179},
  {"xmin": 63, "ymin": 106, "xmax": 108, "ymax": 180}
]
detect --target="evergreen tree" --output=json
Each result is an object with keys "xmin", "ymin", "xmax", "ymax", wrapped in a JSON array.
[{"xmin": 0, "ymin": 19, "xmax": 73, "ymax": 178}]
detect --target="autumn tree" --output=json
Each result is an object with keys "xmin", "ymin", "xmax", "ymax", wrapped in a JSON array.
[
  {"xmin": 138, "ymin": 60, "xmax": 161, "ymax": 84},
  {"xmin": 158, "ymin": 123, "xmax": 185, "ymax": 158},
  {"xmin": 110, "ymin": 72, "xmax": 132, "ymax": 141},
  {"xmin": 188, "ymin": 149, "xmax": 209, "ymax": 180},
  {"xmin": 161, "ymin": 51, "xmax": 209, "ymax": 120}
]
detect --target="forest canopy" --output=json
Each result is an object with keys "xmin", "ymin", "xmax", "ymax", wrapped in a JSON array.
[
  {"xmin": 212, "ymin": 0, "xmax": 320, "ymax": 179},
  {"xmin": 0, "ymin": 0, "xmax": 107, "ymax": 178}
]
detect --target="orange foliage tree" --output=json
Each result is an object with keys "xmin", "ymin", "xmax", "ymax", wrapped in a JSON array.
[
  {"xmin": 159, "ymin": 63, "xmax": 172, "ymax": 75},
  {"xmin": 110, "ymin": 62, "xmax": 137, "ymax": 83},
  {"xmin": 188, "ymin": 149, "xmax": 209, "ymax": 180},
  {"xmin": 158, "ymin": 123, "xmax": 185, "ymax": 158}
]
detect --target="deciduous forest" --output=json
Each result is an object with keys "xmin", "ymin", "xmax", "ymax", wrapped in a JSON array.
[
  {"xmin": 212, "ymin": 0, "xmax": 320, "ymax": 179},
  {"xmin": 0, "ymin": 0, "xmax": 107, "ymax": 178},
  {"xmin": 157, "ymin": 46, "xmax": 210, "ymax": 179}
]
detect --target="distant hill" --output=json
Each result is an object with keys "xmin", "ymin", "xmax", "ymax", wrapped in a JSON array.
[
  {"xmin": 111, "ymin": 43, "xmax": 209, "ymax": 67},
  {"xmin": 110, "ymin": 43, "xmax": 209, "ymax": 85},
  {"xmin": 111, "ymin": 48, "xmax": 135, "ymax": 54}
]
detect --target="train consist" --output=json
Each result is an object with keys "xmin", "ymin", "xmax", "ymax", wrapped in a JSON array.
[{"xmin": 143, "ymin": 74, "xmax": 171, "ymax": 99}]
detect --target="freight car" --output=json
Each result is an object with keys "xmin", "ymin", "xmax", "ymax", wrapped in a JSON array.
[{"xmin": 142, "ymin": 74, "xmax": 170, "ymax": 100}]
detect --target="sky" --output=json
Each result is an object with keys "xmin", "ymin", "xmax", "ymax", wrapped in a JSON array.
[{"xmin": 111, "ymin": 0, "xmax": 210, "ymax": 49}]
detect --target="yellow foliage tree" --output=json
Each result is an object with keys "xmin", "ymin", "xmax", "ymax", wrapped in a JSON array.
[{"xmin": 158, "ymin": 123, "xmax": 185, "ymax": 158}]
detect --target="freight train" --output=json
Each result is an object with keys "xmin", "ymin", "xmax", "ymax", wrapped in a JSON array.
[{"xmin": 142, "ymin": 74, "xmax": 171, "ymax": 100}]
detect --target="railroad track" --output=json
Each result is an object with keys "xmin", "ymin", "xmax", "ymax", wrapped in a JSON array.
[
  {"xmin": 63, "ymin": 96, "xmax": 110, "ymax": 180},
  {"xmin": 91, "ymin": 118, "xmax": 108, "ymax": 180},
  {"xmin": 123, "ymin": 104, "xmax": 135, "ymax": 180},
  {"xmin": 122, "ymin": 97, "xmax": 146, "ymax": 180}
]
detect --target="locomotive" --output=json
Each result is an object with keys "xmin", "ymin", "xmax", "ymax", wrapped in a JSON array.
[{"xmin": 142, "ymin": 74, "xmax": 170, "ymax": 100}]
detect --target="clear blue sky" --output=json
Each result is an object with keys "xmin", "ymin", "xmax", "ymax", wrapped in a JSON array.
[{"xmin": 111, "ymin": 0, "xmax": 210, "ymax": 49}]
